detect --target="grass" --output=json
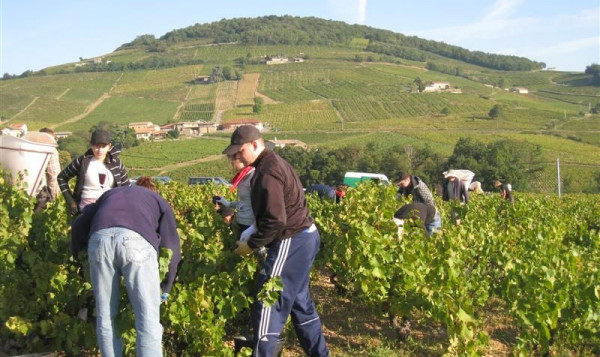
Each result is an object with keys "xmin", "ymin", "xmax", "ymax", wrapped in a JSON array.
[
  {"xmin": 121, "ymin": 137, "xmax": 226, "ymax": 169},
  {"xmin": 0, "ymin": 72, "xmax": 120, "ymax": 128},
  {"xmin": 2, "ymin": 43, "xmax": 599, "ymax": 192},
  {"xmin": 160, "ymin": 156, "xmax": 232, "ymax": 182},
  {"xmin": 268, "ymin": 269, "xmax": 560, "ymax": 357},
  {"xmin": 58, "ymin": 96, "xmax": 180, "ymax": 132}
]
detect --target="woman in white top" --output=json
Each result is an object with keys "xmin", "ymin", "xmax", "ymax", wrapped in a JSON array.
[{"xmin": 57, "ymin": 129, "xmax": 130, "ymax": 215}]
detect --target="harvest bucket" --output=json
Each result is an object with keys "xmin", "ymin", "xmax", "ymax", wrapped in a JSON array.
[{"xmin": 0, "ymin": 133, "xmax": 57, "ymax": 196}]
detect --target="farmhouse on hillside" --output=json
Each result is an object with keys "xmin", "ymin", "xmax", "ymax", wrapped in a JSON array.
[
  {"xmin": 129, "ymin": 122, "xmax": 164, "ymax": 140},
  {"xmin": 1, "ymin": 123, "xmax": 28, "ymax": 137},
  {"xmin": 220, "ymin": 119, "xmax": 264, "ymax": 132},
  {"xmin": 266, "ymin": 139, "xmax": 308, "ymax": 150},
  {"xmin": 133, "ymin": 127, "xmax": 155, "ymax": 140},
  {"xmin": 193, "ymin": 76, "xmax": 212, "ymax": 84},
  {"xmin": 55, "ymin": 131, "xmax": 72, "ymax": 139},
  {"xmin": 510, "ymin": 87, "xmax": 529, "ymax": 94},
  {"xmin": 423, "ymin": 81, "xmax": 450, "ymax": 92},
  {"xmin": 266, "ymin": 56, "xmax": 289, "ymax": 65},
  {"xmin": 128, "ymin": 121, "xmax": 218, "ymax": 140},
  {"xmin": 129, "ymin": 122, "xmax": 158, "ymax": 131},
  {"xmin": 265, "ymin": 56, "xmax": 305, "ymax": 65}
]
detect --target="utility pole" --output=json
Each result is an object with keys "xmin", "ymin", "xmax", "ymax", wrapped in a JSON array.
[{"xmin": 557, "ymin": 158, "xmax": 561, "ymax": 198}]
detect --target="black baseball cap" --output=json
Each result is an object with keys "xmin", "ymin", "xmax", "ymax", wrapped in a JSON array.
[
  {"xmin": 222, "ymin": 125, "xmax": 261, "ymax": 155},
  {"xmin": 90, "ymin": 129, "xmax": 111, "ymax": 145},
  {"xmin": 393, "ymin": 171, "xmax": 411, "ymax": 184}
]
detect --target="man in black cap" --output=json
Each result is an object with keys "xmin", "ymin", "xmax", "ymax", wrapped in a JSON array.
[
  {"xmin": 223, "ymin": 125, "xmax": 330, "ymax": 357},
  {"xmin": 58, "ymin": 128, "xmax": 130, "ymax": 215}
]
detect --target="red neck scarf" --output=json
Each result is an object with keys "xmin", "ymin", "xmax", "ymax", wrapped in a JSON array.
[{"xmin": 230, "ymin": 166, "xmax": 254, "ymax": 193}]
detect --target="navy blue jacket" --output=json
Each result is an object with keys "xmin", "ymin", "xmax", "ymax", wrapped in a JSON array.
[
  {"xmin": 305, "ymin": 184, "xmax": 336, "ymax": 201},
  {"xmin": 71, "ymin": 185, "xmax": 181, "ymax": 293}
]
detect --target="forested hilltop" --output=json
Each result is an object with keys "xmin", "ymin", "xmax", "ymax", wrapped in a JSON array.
[{"xmin": 119, "ymin": 15, "xmax": 544, "ymax": 71}]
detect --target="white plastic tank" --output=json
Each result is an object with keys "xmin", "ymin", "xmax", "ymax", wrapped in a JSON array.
[
  {"xmin": 443, "ymin": 169, "xmax": 475, "ymax": 190},
  {"xmin": 0, "ymin": 133, "xmax": 58, "ymax": 196}
]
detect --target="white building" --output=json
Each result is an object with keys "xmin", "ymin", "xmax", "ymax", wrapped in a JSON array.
[
  {"xmin": 266, "ymin": 56, "xmax": 289, "ymax": 65},
  {"xmin": 511, "ymin": 87, "xmax": 529, "ymax": 94},
  {"xmin": 1, "ymin": 123, "xmax": 28, "ymax": 137},
  {"xmin": 423, "ymin": 81, "xmax": 451, "ymax": 92}
]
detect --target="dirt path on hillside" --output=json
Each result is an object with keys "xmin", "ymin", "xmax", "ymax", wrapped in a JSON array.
[
  {"xmin": 6, "ymin": 96, "xmax": 39, "ymax": 123},
  {"xmin": 256, "ymin": 91, "xmax": 278, "ymax": 104},
  {"xmin": 51, "ymin": 73, "xmax": 123, "ymax": 130},
  {"xmin": 51, "ymin": 93, "xmax": 110, "ymax": 130},
  {"xmin": 56, "ymin": 88, "xmax": 70, "ymax": 100},
  {"xmin": 173, "ymin": 86, "xmax": 194, "ymax": 120},
  {"xmin": 215, "ymin": 110, "xmax": 224, "ymax": 124}
]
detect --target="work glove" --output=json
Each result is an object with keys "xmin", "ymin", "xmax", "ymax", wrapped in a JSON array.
[
  {"xmin": 69, "ymin": 201, "xmax": 80, "ymax": 216},
  {"xmin": 160, "ymin": 292, "xmax": 169, "ymax": 303},
  {"xmin": 215, "ymin": 196, "xmax": 230, "ymax": 207},
  {"xmin": 234, "ymin": 241, "xmax": 253, "ymax": 256},
  {"xmin": 240, "ymin": 224, "xmax": 257, "ymax": 242}
]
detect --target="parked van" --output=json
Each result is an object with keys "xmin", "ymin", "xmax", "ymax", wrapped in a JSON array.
[
  {"xmin": 188, "ymin": 176, "xmax": 231, "ymax": 186},
  {"xmin": 343, "ymin": 172, "xmax": 390, "ymax": 188}
]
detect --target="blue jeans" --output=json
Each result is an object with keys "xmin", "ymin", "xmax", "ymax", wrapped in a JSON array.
[
  {"xmin": 426, "ymin": 212, "xmax": 442, "ymax": 237},
  {"xmin": 88, "ymin": 227, "xmax": 163, "ymax": 357}
]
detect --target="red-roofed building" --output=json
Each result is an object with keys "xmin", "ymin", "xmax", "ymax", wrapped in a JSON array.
[
  {"xmin": 129, "ymin": 122, "xmax": 157, "ymax": 131},
  {"xmin": 133, "ymin": 127, "xmax": 154, "ymax": 140},
  {"xmin": 1, "ymin": 123, "xmax": 28, "ymax": 137}
]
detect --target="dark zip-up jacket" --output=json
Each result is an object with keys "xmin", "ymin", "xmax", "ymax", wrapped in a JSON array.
[
  {"xmin": 57, "ymin": 146, "xmax": 129, "ymax": 207},
  {"xmin": 394, "ymin": 202, "xmax": 436, "ymax": 227},
  {"xmin": 248, "ymin": 149, "xmax": 313, "ymax": 249},
  {"xmin": 71, "ymin": 185, "xmax": 181, "ymax": 293},
  {"xmin": 442, "ymin": 178, "xmax": 469, "ymax": 204}
]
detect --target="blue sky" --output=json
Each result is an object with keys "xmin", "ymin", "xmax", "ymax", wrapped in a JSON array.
[{"xmin": 1, "ymin": 0, "xmax": 598, "ymax": 75}]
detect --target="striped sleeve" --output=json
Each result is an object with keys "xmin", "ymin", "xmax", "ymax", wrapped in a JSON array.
[
  {"xmin": 109, "ymin": 159, "xmax": 130, "ymax": 187},
  {"xmin": 57, "ymin": 156, "xmax": 83, "ymax": 203}
]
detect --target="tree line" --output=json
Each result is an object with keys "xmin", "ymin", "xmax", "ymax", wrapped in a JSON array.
[
  {"xmin": 275, "ymin": 137, "xmax": 551, "ymax": 192},
  {"xmin": 120, "ymin": 15, "xmax": 543, "ymax": 72}
]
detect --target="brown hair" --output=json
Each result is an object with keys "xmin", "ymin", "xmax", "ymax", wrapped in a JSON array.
[{"xmin": 136, "ymin": 176, "xmax": 157, "ymax": 191}]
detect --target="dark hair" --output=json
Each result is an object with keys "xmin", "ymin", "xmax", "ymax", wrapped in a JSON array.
[
  {"xmin": 217, "ymin": 206, "xmax": 235, "ymax": 217},
  {"xmin": 394, "ymin": 171, "xmax": 411, "ymax": 184},
  {"xmin": 136, "ymin": 176, "xmax": 156, "ymax": 191}
]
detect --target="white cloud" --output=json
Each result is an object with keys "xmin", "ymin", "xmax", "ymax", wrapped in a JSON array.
[
  {"xmin": 412, "ymin": 0, "xmax": 537, "ymax": 43},
  {"xmin": 327, "ymin": 0, "xmax": 367, "ymax": 24},
  {"xmin": 358, "ymin": 0, "xmax": 367, "ymax": 24},
  {"xmin": 405, "ymin": 1, "xmax": 599, "ymax": 70},
  {"xmin": 555, "ymin": 7, "xmax": 600, "ymax": 28},
  {"xmin": 482, "ymin": 0, "xmax": 523, "ymax": 22},
  {"xmin": 529, "ymin": 37, "xmax": 599, "ymax": 57}
]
